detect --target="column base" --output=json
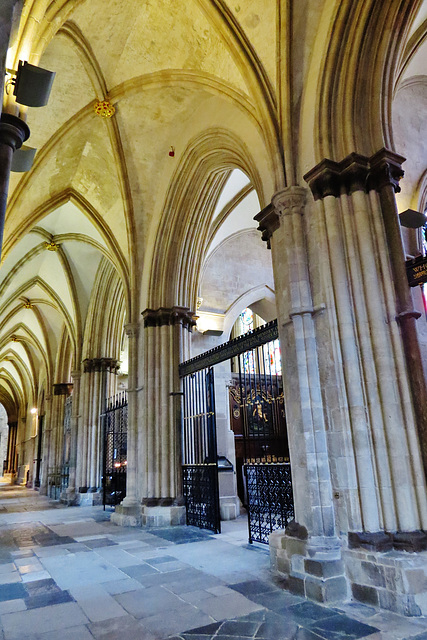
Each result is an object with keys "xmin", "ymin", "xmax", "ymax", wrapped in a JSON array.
[
  {"xmin": 111, "ymin": 504, "xmax": 142, "ymax": 527},
  {"xmin": 141, "ymin": 505, "xmax": 186, "ymax": 527},
  {"xmin": 60, "ymin": 488, "xmax": 77, "ymax": 506},
  {"xmin": 269, "ymin": 528, "xmax": 347, "ymax": 605},
  {"xmin": 220, "ymin": 496, "xmax": 240, "ymax": 520},
  {"xmin": 75, "ymin": 490, "xmax": 102, "ymax": 506},
  {"xmin": 345, "ymin": 546, "xmax": 427, "ymax": 616}
]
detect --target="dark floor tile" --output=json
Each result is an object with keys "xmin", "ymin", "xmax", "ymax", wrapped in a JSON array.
[
  {"xmin": 307, "ymin": 614, "xmax": 379, "ymax": 640},
  {"xmin": 24, "ymin": 578, "xmax": 59, "ymax": 595},
  {"xmin": 293, "ymin": 630, "xmax": 328, "ymax": 640},
  {"xmin": 83, "ymin": 537, "xmax": 118, "ymax": 549},
  {"xmin": 230, "ymin": 580, "xmax": 278, "ymax": 598},
  {"xmin": 182, "ymin": 636, "xmax": 213, "ymax": 640},
  {"xmin": 247, "ymin": 589, "xmax": 303, "ymax": 613},
  {"xmin": 184, "ymin": 621, "xmax": 222, "ymax": 635},
  {"xmin": 0, "ymin": 582, "xmax": 27, "ymax": 601},
  {"xmin": 33, "ymin": 534, "xmax": 76, "ymax": 546},
  {"xmin": 218, "ymin": 619, "xmax": 259, "ymax": 636},
  {"xmin": 254, "ymin": 610, "xmax": 299, "ymax": 639},
  {"xmin": 286, "ymin": 601, "xmax": 340, "ymax": 624},
  {"xmin": 25, "ymin": 589, "xmax": 74, "ymax": 609},
  {"xmin": 150, "ymin": 527, "xmax": 214, "ymax": 545}
]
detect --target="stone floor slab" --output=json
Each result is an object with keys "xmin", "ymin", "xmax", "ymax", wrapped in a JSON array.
[
  {"xmin": 142, "ymin": 604, "xmax": 214, "ymax": 636},
  {"xmin": 196, "ymin": 592, "xmax": 264, "ymax": 621},
  {"xmin": 68, "ymin": 583, "xmax": 127, "ymax": 621},
  {"xmin": 88, "ymin": 614, "xmax": 158, "ymax": 640},
  {"xmin": 1, "ymin": 601, "xmax": 89, "ymax": 640},
  {"xmin": 115, "ymin": 584, "xmax": 186, "ymax": 618}
]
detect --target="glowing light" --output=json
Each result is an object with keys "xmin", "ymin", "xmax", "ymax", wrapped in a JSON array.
[{"xmin": 30, "ymin": 407, "xmax": 37, "ymax": 414}]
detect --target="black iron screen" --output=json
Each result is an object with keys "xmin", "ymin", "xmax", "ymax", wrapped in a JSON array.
[
  {"xmin": 231, "ymin": 343, "xmax": 294, "ymax": 543},
  {"xmin": 245, "ymin": 462, "xmax": 294, "ymax": 544},
  {"xmin": 102, "ymin": 391, "xmax": 127, "ymax": 507},
  {"xmin": 182, "ymin": 367, "xmax": 220, "ymax": 533},
  {"xmin": 179, "ymin": 320, "xmax": 294, "ymax": 544}
]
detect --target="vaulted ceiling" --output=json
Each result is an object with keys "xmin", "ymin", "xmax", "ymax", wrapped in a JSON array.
[{"xmin": 0, "ymin": 0, "xmax": 426, "ymax": 417}]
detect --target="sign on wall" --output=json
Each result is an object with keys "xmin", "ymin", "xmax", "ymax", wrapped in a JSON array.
[{"xmin": 406, "ymin": 256, "xmax": 427, "ymax": 287}]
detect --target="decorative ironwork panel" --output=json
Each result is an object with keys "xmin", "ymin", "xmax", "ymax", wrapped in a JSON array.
[
  {"xmin": 181, "ymin": 367, "xmax": 220, "ymax": 533},
  {"xmin": 179, "ymin": 320, "xmax": 278, "ymax": 376},
  {"xmin": 63, "ymin": 395, "xmax": 72, "ymax": 466},
  {"xmin": 182, "ymin": 464, "xmax": 220, "ymax": 533},
  {"xmin": 245, "ymin": 462, "xmax": 294, "ymax": 544},
  {"xmin": 102, "ymin": 392, "xmax": 128, "ymax": 507}
]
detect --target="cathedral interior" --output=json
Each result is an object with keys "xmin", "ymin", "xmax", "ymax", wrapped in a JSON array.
[{"xmin": 0, "ymin": 0, "xmax": 427, "ymax": 621}]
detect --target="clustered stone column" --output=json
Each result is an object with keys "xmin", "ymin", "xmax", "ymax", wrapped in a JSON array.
[
  {"xmin": 75, "ymin": 357, "xmax": 119, "ymax": 504},
  {"xmin": 256, "ymin": 187, "xmax": 344, "ymax": 602},
  {"xmin": 139, "ymin": 306, "xmax": 194, "ymax": 527},
  {"xmin": 66, "ymin": 369, "xmax": 81, "ymax": 504},
  {"xmin": 256, "ymin": 151, "xmax": 427, "ymax": 614},
  {"xmin": 111, "ymin": 323, "xmax": 141, "ymax": 526},
  {"xmin": 39, "ymin": 385, "xmax": 72, "ymax": 496}
]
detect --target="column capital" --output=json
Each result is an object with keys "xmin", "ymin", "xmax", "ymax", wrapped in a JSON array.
[
  {"xmin": 367, "ymin": 148, "xmax": 405, "ymax": 194},
  {"xmin": 71, "ymin": 369, "xmax": 81, "ymax": 381},
  {"xmin": 255, "ymin": 186, "xmax": 308, "ymax": 248},
  {"xmin": 124, "ymin": 322, "xmax": 139, "ymax": 338},
  {"xmin": 304, "ymin": 149, "xmax": 405, "ymax": 200},
  {"xmin": 83, "ymin": 357, "xmax": 119, "ymax": 373},
  {"xmin": 52, "ymin": 383, "xmax": 73, "ymax": 396},
  {"xmin": 142, "ymin": 306, "xmax": 196, "ymax": 330},
  {"xmin": 272, "ymin": 186, "xmax": 307, "ymax": 216},
  {"xmin": 0, "ymin": 113, "xmax": 30, "ymax": 151},
  {"xmin": 254, "ymin": 203, "xmax": 278, "ymax": 248}
]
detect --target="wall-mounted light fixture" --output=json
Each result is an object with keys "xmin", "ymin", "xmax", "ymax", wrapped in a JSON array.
[
  {"xmin": 399, "ymin": 209, "xmax": 427, "ymax": 229},
  {"xmin": 11, "ymin": 145, "xmax": 37, "ymax": 172},
  {"xmin": 9, "ymin": 60, "xmax": 56, "ymax": 108}
]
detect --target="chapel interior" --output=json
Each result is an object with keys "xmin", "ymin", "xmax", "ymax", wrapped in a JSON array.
[{"xmin": 0, "ymin": 0, "xmax": 427, "ymax": 617}]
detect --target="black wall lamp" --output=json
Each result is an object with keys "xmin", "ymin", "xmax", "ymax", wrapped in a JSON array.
[{"xmin": 0, "ymin": 60, "xmax": 55, "ymax": 258}]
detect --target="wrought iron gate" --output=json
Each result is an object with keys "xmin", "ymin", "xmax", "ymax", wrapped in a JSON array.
[
  {"xmin": 181, "ymin": 367, "xmax": 220, "ymax": 533},
  {"xmin": 179, "ymin": 320, "xmax": 294, "ymax": 544},
  {"xmin": 102, "ymin": 391, "xmax": 128, "ymax": 507}
]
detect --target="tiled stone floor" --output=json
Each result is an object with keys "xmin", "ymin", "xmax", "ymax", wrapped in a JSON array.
[{"xmin": 1, "ymin": 483, "xmax": 427, "ymax": 639}]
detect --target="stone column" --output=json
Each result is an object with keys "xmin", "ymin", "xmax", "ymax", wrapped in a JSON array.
[
  {"xmin": 138, "ymin": 307, "xmax": 195, "ymax": 527},
  {"xmin": 111, "ymin": 323, "xmax": 141, "ymax": 526},
  {"xmin": 52, "ymin": 383, "xmax": 73, "ymax": 471},
  {"xmin": 66, "ymin": 370, "xmax": 81, "ymax": 504},
  {"xmin": 256, "ymin": 187, "xmax": 344, "ymax": 603},
  {"xmin": 368, "ymin": 149, "xmax": 427, "ymax": 478},
  {"xmin": 76, "ymin": 357, "xmax": 118, "ymax": 505},
  {"xmin": 288, "ymin": 152, "xmax": 427, "ymax": 614},
  {"xmin": 39, "ymin": 395, "xmax": 52, "ymax": 494}
]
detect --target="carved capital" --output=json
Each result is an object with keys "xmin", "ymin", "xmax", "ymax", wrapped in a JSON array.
[
  {"xmin": 272, "ymin": 186, "xmax": 307, "ymax": 217},
  {"xmin": 124, "ymin": 322, "xmax": 139, "ymax": 338},
  {"xmin": 367, "ymin": 148, "xmax": 405, "ymax": 194},
  {"xmin": 254, "ymin": 203, "xmax": 278, "ymax": 249},
  {"xmin": 304, "ymin": 159, "xmax": 341, "ymax": 200},
  {"xmin": 71, "ymin": 369, "xmax": 81, "ymax": 380},
  {"xmin": 304, "ymin": 149, "xmax": 406, "ymax": 200},
  {"xmin": 142, "ymin": 306, "xmax": 196, "ymax": 330},
  {"xmin": 83, "ymin": 357, "xmax": 119, "ymax": 373},
  {"xmin": 53, "ymin": 383, "xmax": 73, "ymax": 396}
]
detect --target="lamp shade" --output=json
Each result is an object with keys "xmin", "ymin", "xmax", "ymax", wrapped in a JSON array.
[
  {"xmin": 13, "ymin": 60, "xmax": 55, "ymax": 107},
  {"xmin": 11, "ymin": 146, "xmax": 37, "ymax": 172},
  {"xmin": 399, "ymin": 209, "xmax": 427, "ymax": 229}
]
